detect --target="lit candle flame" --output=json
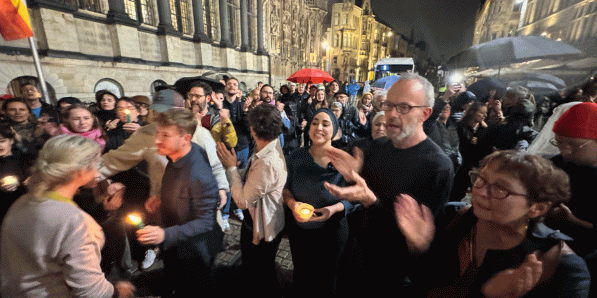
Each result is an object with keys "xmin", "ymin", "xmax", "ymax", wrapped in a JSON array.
[
  {"xmin": 123, "ymin": 109, "xmax": 131, "ymax": 123},
  {"xmin": 1, "ymin": 175, "xmax": 18, "ymax": 186},
  {"xmin": 126, "ymin": 213, "xmax": 145, "ymax": 229}
]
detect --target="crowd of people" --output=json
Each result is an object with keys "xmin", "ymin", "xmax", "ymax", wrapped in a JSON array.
[{"xmin": 0, "ymin": 72, "xmax": 596, "ymax": 297}]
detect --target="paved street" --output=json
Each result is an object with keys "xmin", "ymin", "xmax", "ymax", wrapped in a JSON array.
[{"xmin": 213, "ymin": 217, "xmax": 295, "ymax": 293}]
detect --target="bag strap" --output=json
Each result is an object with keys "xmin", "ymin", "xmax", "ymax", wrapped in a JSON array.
[{"xmin": 538, "ymin": 240, "xmax": 572, "ymax": 285}]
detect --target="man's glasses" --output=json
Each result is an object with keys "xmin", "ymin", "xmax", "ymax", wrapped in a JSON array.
[
  {"xmin": 188, "ymin": 94, "xmax": 206, "ymax": 100},
  {"xmin": 380, "ymin": 102, "xmax": 428, "ymax": 114},
  {"xmin": 550, "ymin": 139, "xmax": 592, "ymax": 152},
  {"xmin": 469, "ymin": 171, "xmax": 528, "ymax": 200}
]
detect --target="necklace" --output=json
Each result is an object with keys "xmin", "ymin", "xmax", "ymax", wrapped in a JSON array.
[{"xmin": 469, "ymin": 225, "xmax": 477, "ymax": 268}]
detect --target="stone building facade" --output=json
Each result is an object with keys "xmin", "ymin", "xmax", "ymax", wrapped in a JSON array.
[
  {"xmin": 474, "ymin": 0, "xmax": 597, "ymax": 58},
  {"xmin": 517, "ymin": 0, "xmax": 597, "ymax": 57},
  {"xmin": 323, "ymin": 0, "xmax": 411, "ymax": 83},
  {"xmin": 265, "ymin": 0, "xmax": 328, "ymax": 86},
  {"xmin": 0, "ymin": 0, "xmax": 329, "ymax": 103},
  {"xmin": 473, "ymin": 0, "xmax": 524, "ymax": 44}
]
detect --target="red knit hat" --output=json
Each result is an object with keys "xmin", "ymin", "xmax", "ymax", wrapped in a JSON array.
[{"xmin": 553, "ymin": 102, "xmax": 597, "ymax": 140}]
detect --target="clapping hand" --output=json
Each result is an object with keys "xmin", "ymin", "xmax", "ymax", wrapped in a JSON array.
[
  {"xmin": 105, "ymin": 119, "xmax": 120, "ymax": 131},
  {"xmin": 482, "ymin": 252, "xmax": 543, "ymax": 298},
  {"xmin": 394, "ymin": 194, "xmax": 435, "ymax": 253},
  {"xmin": 216, "ymin": 142, "xmax": 237, "ymax": 169},
  {"xmin": 324, "ymin": 169, "xmax": 377, "ymax": 207},
  {"xmin": 325, "ymin": 146, "xmax": 364, "ymax": 182}
]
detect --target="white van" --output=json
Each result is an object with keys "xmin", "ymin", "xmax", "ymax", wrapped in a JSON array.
[{"xmin": 373, "ymin": 57, "xmax": 415, "ymax": 81}]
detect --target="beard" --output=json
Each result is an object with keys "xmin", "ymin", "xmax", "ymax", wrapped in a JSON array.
[{"xmin": 389, "ymin": 121, "xmax": 417, "ymax": 143}]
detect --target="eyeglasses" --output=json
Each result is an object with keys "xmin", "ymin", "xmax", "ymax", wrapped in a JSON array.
[
  {"xmin": 381, "ymin": 102, "xmax": 428, "ymax": 114},
  {"xmin": 188, "ymin": 93, "xmax": 206, "ymax": 99},
  {"xmin": 469, "ymin": 171, "xmax": 528, "ymax": 200},
  {"xmin": 550, "ymin": 138, "xmax": 592, "ymax": 152}
]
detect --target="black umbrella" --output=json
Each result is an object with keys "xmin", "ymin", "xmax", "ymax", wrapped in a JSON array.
[
  {"xmin": 174, "ymin": 75, "xmax": 225, "ymax": 97},
  {"xmin": 447, "ymin": 36, "xmax": 583, "ymax": 72},
  {"xmin": 467, "ymin": 78, "xmax": 508, "ymax": 101}
]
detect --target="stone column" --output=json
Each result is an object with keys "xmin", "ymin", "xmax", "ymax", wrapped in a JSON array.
[
  {"xmin": 156, "ymin": 0, "xmax": 178, "ymax": 35},
  {"xmin": 239, "ymin": 0, "xmax": 249, "ymax": 51},
  {"xmin": 107, "ymin": 0, "xmax": 137, "ymax": 25},
  {"xmin": 192, "ymin": 0, "xmax": 210, "ymax": 41},
  {"xmin": 219, "ymin": 0, "xmax": 231, "ymax": 47},
  {"xmin": 256, "ymin": 0, "xmax": 266, "ymax": 54}
]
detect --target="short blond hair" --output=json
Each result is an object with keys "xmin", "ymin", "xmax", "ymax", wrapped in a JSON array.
[{"xmin": 28, "ymin": 135, "xmax": 101, "ymax": 199}]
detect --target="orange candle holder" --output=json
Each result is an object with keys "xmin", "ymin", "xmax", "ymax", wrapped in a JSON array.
[{"xmin": 296, "ymin": 203, "xmax": 314, "ymax": 221}]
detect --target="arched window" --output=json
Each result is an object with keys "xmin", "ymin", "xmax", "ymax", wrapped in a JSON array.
[
  {"xmin": 94, "ymin": 78, "xmax": 124, "ymax": 98},
  {"xmin": 9, "ymin": 76, "xmax": 57, "ymax": 105}
]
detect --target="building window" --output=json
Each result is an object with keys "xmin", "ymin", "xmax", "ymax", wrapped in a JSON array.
[
  {"xmin": 248, "ymin": 0, "xmax": 256, "ymax": 50},
  {"xmin": 124, "ymin": 0, "xmax": 157, "ymax": 25},
  {"xmin": 78, "ymin": 0, "xmax": 102, "ymax": 12},
  {"xmin": 333, "ymin": 33, "xmax": 339, "ymax": 47},
  {"xmin": 139, "ymin": 0, "xmax": 157, "ymax": 25},
  {"xmin": 204, "ymin": 0, "xmax": 219, "ymax": 41},
  {"xmin": 170, "ymin": 0, "xmax": 193, "ymax": 34},
  {"xmin": 334, "ymin": 13, "xmax": 339, "ymax": 25},
  {"xmin": 94, "ymin": 78, "xmax": 124, "ymax": 98},
  {"xmin": 228, "ymin": 0, "xmax": 239, "ymax": 46}
]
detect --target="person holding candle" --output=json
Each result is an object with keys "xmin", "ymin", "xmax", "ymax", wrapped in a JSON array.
[
  {"xmin": 0, "ymin": 124, "xmax": 27, "ymax": 222},
  {"xmin": 136, "ymin": 108, "xmax": 222, "ymax": 297},
  {"xmin": 104, "ymin": 98, "xmax": 144, "ymax": 152},
  {"xmin": 216, "ymin": 103, "xmax": 286, "ymax": 297},
  {"xmin": 283, "ymin": 108, "xmax": 356, "ymax": 296},
  {"xmin": 0, "ymin": 135, "xmax": 136, "ymax": 297}
]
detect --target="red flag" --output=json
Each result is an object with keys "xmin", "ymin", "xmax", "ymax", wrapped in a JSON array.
[{"xmin": 0, "ymin": 0, "xmax": 33, "ymax": 41}]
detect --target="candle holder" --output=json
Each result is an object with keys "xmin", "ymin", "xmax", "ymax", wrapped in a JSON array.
[
  {"xmin": 296, "ymin": 203, "xmax": 314, "ymax": 221},
  {"xmin": 126, "ymin": 213, "xmax": 145, "ymax": 229}
]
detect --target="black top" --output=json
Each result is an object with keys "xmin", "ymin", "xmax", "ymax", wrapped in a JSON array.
[
  {"xmin": 414, "ymin": 208, "xmax": 590, "ymax": 298},
  {"xmin": 350, "ymin": 137, "xmax": 454, "ymax": 291}
]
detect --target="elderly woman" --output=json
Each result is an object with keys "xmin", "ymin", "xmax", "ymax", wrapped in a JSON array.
[
  {"xmin": 1, "ymin": 135, "xmax": 135, "ymax": 297},
  {"xmin": 371, "ymin": 111, "xmax": 386, "ymax": 140},
  {"xmin": 284, "ymin": 108, "xmax": 355, "ymax": 296},
  {"xmin": 396, "ymin": 150, "xmax": 590, "ymax": 298}
]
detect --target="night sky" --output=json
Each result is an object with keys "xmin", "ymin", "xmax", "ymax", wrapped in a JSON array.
[{"xmin": 372, "ymin": 0, "xmax": 484, "ymax": 61}]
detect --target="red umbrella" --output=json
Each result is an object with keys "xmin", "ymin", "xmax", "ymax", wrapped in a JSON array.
[{"xmin": 287, "ymin": 68, "xmax": 334, "ymax": 84}]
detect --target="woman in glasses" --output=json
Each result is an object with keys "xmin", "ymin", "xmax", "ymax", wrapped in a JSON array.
[{"xmin": 396, "ymin": 150, "xmax": 590, "ymax": 298}]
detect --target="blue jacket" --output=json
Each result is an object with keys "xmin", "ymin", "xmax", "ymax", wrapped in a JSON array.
[
  {"xmin": 160, "ymin": 143, "xmax": 223, "ymax": 266},
  {"xmin": 346, "ymin": 81, "xmax": 360, "ymax": 96}
]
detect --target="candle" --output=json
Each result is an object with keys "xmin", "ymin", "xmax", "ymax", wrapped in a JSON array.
[
  {"xmin": 1, "ymin": 175, "xmax": 18, "ymax": 187},
  {"xmin": 124, "ymin": 109, "xmax": 131, "ymax": 123},
  {"xmin": 296, "ymin": 203, "xmax": 314, "ymax": 221},
  {"xmin": 126, "ymin": 213, "xmax": 145, "ymax": 229}
]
